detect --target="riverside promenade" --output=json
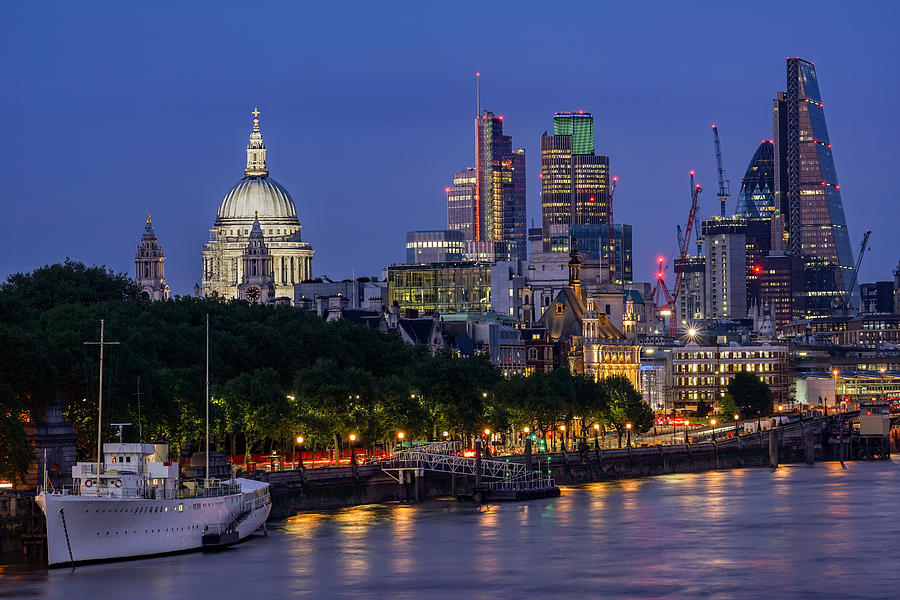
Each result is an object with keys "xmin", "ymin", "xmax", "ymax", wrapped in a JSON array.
[{"xmin": 256, "ymin": 413, "xmax": 881, "ymax": 518}]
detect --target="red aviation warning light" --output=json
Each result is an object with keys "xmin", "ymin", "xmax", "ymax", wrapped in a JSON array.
[
  {"xmin": 753, "ymin": 265, "xmax": 762, "ymax": 274},
  {"xmin": 444, "ymin": 187, "xmax": 451, "ymax": 193}
]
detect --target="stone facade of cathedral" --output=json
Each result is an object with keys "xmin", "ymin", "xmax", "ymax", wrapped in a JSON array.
[{"xmin": 201, "ymin": 110, "xmax": 313, "ymax": 301}]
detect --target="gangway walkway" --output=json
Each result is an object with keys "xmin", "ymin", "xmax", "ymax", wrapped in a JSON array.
[{"xmin": 375, "ymin": 441, "xmax": 557, "ymax": 496}]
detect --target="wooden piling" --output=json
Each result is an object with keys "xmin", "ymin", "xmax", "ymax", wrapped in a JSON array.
[{"xmin": 768, "ymin": 430, "xmax": 779, "ymax": 467}]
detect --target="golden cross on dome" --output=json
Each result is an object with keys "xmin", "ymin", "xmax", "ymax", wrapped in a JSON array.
[
  {"xmin": 252, "ymin": 107, "xmax": 260, "ymax": 119},
  {"xmin": 146, "ymin": 212, "xmax": 151, "ymax": 223}
]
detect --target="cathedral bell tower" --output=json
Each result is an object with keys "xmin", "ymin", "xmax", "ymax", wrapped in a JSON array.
[
  {"xmin": 134, "ymin": 214, "xmax": 169, "ymax": 301},
  {"xmin": 237, "ymin": 212, "xmax": 275, "ymax": 304},
  {"xmin": 568, "ymin": 237, "xmax": 582, "ymax": 301}
]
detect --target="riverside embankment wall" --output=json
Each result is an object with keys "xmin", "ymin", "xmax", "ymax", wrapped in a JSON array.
[{"xmin": 260, "ymin": 432, "xmax": 809, "ymax": 519}]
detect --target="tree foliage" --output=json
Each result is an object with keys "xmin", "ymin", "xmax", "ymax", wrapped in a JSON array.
[
  {"xmin": 0, "ymin": 260, "xmax": 658, "ymax": 465},
  {"xmin": 727, "ymin": 372, "xmax": 774, "ymax": 418}
]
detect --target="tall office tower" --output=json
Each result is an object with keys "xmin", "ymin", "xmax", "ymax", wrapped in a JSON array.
[
  {"xmin": 703, "ymin": 218, "xmax": 747, "ymax": 320},
  {"xmin": 675, "ymin": 255, "xmax": 705, "ymax": 324},
  {"xmin": 773, "ymin": 58, "xmax": 854, "ymax": 317},
  {"xmin": 734, "ymin": 140, "xmax": 776, "ymax": 218},
  {"xmin": 559, "ymin": 224, "xmax": 633, "ymax": 284},
  {"xmin": 447, "ymin": 168, "xmax": 477, "ymax": 243},
  {"xmin": 744, "ymin": 217, "xmax": 772, "ymax": 310},
  {"xmin": 474, "ymin": 111, "xmax": 527, "ymax": 262},
  {"xmin": 540, "ymin": 112, "xmax": 610, "ymax": 253}
]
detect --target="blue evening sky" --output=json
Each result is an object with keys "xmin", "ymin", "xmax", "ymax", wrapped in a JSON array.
[{"xmin": 2, "ymin": 1, "xmax": 898, "ymax": 294}]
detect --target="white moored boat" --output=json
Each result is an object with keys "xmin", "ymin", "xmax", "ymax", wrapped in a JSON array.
[
  {"xmin": 37, "ymin": 317, "xmax": 271, "ymax": 567},
  {"xmin": 36, "ymin": 441, "xmax": 271, "ymax": 566}
]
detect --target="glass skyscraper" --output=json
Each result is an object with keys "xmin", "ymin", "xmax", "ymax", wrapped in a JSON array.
[
  {"xmin": 447, "ymin": 168, "xmax": 476, "ymax": 242},
  {"xmin": 549, "ymin": 224, "xmax": 633, "ymax": 284},
  {"xmin": 447, "ymin": 113, "xmax": 526, "ymax": 263},
  {"xmin": 475, "ymin": 111, "xmax": 526, "ymax": 262},
  {"xmin": 540, "ymin": 112, "xmax": 610, "ymax": 252},
  {"xmin": 773, "ymin": 58, "xmax": 854, "ymax": 317},
  {"xmin": 553, "ymin": 112, "xmax": 595, "ymax": 155},
  {"xmin": 734, "ymin": 140, "xmax": 775, "ymax": 218}
]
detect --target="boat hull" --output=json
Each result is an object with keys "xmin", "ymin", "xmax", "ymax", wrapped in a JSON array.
[{"xmin": 37, "ymin": 479, "xmax": 270, "ymax": 566}]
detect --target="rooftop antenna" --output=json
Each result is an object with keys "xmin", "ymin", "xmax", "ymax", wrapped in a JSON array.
[{"xmin": 475, "ymin": 72, "xmax": 481, "ymax": 118}]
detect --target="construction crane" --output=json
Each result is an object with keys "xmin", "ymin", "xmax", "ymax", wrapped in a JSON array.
[
  {"xmin": 650, "ymin": 255, "xmax": 675, "ymax": 322},
  {"xmin": 607, "ymin": 176, "xmax": 618, "ymax": 283},
  {"xmin": 841, "ymin": 229, "xmax": 871, "ymax": 310},
  {"xmin": 712, "ymin": 125, "xmax": 730, "ymax": 218},
  {"xmin": 674, "ymin": 172, "xmax": 703, "ymax": 295},
  {"xmin": 653, "ymin": 172, "xmax": 703, "ymax": 335}
]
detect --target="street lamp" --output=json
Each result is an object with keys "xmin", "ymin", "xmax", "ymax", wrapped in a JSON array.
[
  {"xmin": 625, "ymin": 422, "xmax": 633, "ymax": 448},
  {"xmin": 710, "ymin": 417, "xmax": 717, "ymax": 442},
  {"xmin": 559, "ymin": 424, "xmax": 566, "ymax": 452},
  {"xmin": 295, "ymin": 435, "xmax": 304, "ymax": 470},
  {"xmin": 733, "ymin": 414, "xmax": 739, "ymax": 438},
  {"xmin": 396, "ymin": 431, "xmax": 405, "ymax": 453},
  {"xmin": 442, "ymin": 430, "xmax": 449, "ymax": 439},
  {"xmin": 349, "ymin": 433, "xmax": 357, "ymax": 463},
  {"xmin": 832, "ymin": 369, "xmax": 839, "ymax": 415},
  {"xmin": 593, "ymin": 423, "xmax": 600, "ymax": 449}
]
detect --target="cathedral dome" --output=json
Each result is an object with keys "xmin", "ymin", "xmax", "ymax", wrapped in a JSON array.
[
  {"xmin": 216, "ymin": 176, "xmax": 297, "ymax": 221},
  {"xmin": 214, "ymin": 109, "xmax": 300, "ymax": 225}
]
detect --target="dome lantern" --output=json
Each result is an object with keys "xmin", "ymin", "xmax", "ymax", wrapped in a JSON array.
[{"xmin": 245, "ymin": 107, "xmax": 268, "ymax": 177}]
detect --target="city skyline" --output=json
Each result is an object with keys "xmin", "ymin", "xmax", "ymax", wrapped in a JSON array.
[{"xmin": 2, "ymin": 3, "xmax": 899, "ymax": 294}]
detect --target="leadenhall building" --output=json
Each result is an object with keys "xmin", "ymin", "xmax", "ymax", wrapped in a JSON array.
[{"xmin": 201, "ymin": 110, "xmax": 313, "ymax": 303}]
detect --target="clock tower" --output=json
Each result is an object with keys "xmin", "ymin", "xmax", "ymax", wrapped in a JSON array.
[{"xmin": 237, "ymin": 213, "xmax": 275, "ymax": 304}]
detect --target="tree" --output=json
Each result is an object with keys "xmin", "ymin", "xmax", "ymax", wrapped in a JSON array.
[
  {"xmin": 0, "ymin": 383, "xmax": 31, "ymax": 486},
  {"xmin": 604, "ymin": 376, "xmax": 653, "ymax": 447},
  {"xmin": 719, "ymin": 393, "xmax": 739, "ymax": 420},
  {"xmin": 1, "ymin": 259, "xmax": 139, "ymax": 311},
  {"xmin": 727, "ymin": 373, "xmax": 774, "ymax": 418},
  {"xmin": 695, "ymin": 401, "xmax": 712, "ymax": 419}
]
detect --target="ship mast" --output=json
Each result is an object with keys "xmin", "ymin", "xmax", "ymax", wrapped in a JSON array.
[
  {"xmin": 205, "ymin": 313, "xmax": 210, "ymax": 487},
  {"xmin": 84, "ymin": 320, "xmax": 118, "ymax": 493}
]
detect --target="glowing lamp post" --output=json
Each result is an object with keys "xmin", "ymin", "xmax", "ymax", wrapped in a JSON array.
[
  {"xmin": 295, "ymin": 435, "xmax": 304, "ymax": 470},
  {"xmin": 831, "ymin": 369, "xmax": 839, "ymax": 415},
  {"xmin": 625, "ymin": 422, "xmax": 633, "ymax": 448},
  {"xmin": 710, "ymin": 418, "xmax": 717, "ymax": 442},
  {"xmin": 349, "ymin": 433, "xmax": 357, "ymax": 463}
]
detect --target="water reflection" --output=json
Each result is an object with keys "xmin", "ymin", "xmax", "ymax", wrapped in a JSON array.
[{"xmin": 4, "ymin": 461, "xmax": 900, "ymax": 598}]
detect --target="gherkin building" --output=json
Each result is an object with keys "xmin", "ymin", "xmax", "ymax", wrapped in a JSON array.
[{"xmin": 734, "ymin": 140, "xmax": 775, "ymax": 218}]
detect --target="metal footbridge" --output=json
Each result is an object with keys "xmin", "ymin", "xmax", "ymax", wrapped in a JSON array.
[{"xmin": 376, "ymin": 441, "xmax": 556, "ymax": 494}]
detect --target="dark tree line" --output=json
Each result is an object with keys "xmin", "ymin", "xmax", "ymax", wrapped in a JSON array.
[{"xmin": 0, "ymin": 261, "xmax": 651, "ymax": 481}]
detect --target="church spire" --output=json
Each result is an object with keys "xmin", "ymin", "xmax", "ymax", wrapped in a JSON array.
[{"xmin": 245, "ymin": 107, "xmax": 268, "ymax": 177}]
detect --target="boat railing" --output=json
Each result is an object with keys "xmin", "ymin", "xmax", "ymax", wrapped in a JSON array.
[{"xmin": 178, "ymin": 481, "xmax": 241, "ymax": 499}]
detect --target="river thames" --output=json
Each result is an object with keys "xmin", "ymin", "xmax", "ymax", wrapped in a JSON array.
[{"xmin": 3, "ymin": 460, "xmax": 899, "ymax": 599}]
